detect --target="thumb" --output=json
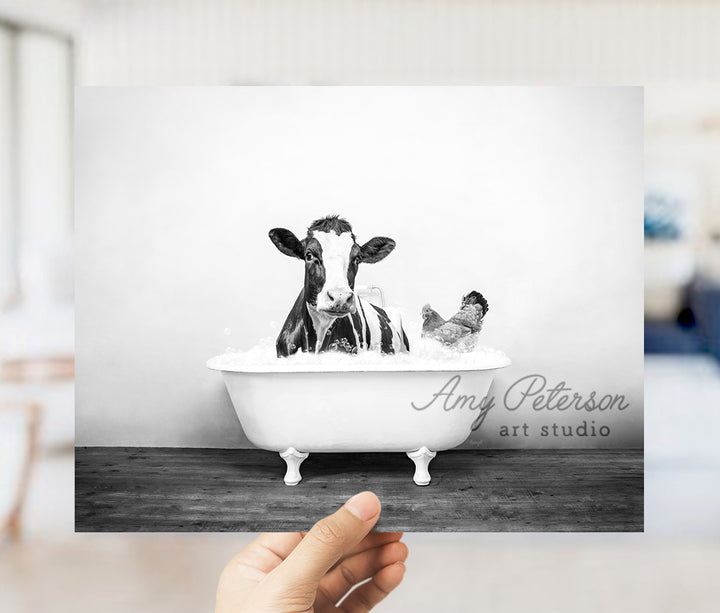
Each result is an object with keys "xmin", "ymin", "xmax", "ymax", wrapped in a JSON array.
[{"xmin": 269, "ymin": 491, "xmax": 381, "ymax": 589}]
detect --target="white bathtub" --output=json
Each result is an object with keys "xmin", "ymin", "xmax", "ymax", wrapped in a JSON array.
[{"xmin": 209, "ymin": 354, "xmax": 510, "ymax": 486}]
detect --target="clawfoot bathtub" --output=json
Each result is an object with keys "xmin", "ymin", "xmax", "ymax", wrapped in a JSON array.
[{"xmin": 209, "ymin": 355, "xmax": 510, "ymax": 486}]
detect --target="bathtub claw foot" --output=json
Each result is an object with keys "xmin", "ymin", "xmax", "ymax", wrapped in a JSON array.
[
  {"xmin": 280, "ymin": 447, "xmax": 309, "ymax": 485},
  {"xmin": 407, "ymin": 447, "xmax": 437, "ymax": 486}
]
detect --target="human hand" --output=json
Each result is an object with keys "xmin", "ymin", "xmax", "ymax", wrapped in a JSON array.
[{"xmin": 216, "ymin": 491, "xmax": 407, "ymax": 612}]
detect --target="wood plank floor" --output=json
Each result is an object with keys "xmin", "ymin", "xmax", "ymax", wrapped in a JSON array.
[{"xmin": 75, "ymin": 448, "xmax": 643, "ymax": 532}]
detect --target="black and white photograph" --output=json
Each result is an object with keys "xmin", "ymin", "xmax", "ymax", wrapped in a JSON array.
[{"xmin": 74, "ymin": 86, "xmax": 643, "ymax": 532}]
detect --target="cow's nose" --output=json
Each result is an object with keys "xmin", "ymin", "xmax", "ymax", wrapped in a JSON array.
[{"xmin": 327, "ymin": 289, "xmax": 354, "ymax": 309}]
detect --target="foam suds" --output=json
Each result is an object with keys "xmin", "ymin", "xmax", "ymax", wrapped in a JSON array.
[{"xmin": 207, "ymin": 335, "xmax": 510, "ymax": 373}]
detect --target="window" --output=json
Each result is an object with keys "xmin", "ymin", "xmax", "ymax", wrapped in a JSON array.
[{"xmin": 0, "ymin": 18, "xmax": 73, "ymax": 310}]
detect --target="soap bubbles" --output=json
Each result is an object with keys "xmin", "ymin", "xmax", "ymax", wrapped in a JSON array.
[
  {"xmin": 208, "ymin": 333, "xmax": 509, "ymax": 372},
  {"xmin": 208, "ymin": 309, "xmax": 510, "ymax": 372}
]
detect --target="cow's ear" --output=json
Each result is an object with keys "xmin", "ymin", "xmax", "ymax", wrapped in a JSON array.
[
  {"xmin": 360, "ymin": 237, "xmax": 396, "ymax": 263},
  {"xmin": 269, "ymin": 228, "xmax": 304, "ymax": 259}
]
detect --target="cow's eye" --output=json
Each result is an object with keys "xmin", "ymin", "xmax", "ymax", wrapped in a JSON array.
[
  {"xmin": 305, "ymin": 252, "xmax": 314, "ymax": 262},
  {"xmin": 354, "ymin": 255, "xmax": 362, "ymax": 264}
]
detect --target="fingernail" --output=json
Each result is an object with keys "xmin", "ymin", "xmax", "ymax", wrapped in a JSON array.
[{"xmin": 345, "ymin": 491, "xmax": 379, "ymax": 521}]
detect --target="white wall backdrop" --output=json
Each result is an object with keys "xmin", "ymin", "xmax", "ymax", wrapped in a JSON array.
[{"xmin": 76, "ymin": 87, "xmax": 643, "ymax": 449}]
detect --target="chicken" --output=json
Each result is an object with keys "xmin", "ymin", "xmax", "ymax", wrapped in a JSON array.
[
  {"xmin": 421, "ymin": 304, "xmax": 446, "ymax": 335},
  {"xmin": 422, "ymin": 291, "xmax": 489, "ymax": 348}
]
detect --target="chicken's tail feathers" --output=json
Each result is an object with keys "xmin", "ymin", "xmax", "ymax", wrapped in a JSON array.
[
  {"xmin": 476, "ymin": 293, "xmax": 489, "ymax": 317},
  {"xmin": 463, "ymin": 290, "xmax": 489, "ymax": 316}
]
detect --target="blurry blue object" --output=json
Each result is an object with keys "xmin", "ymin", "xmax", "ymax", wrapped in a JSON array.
[
  {"xmin": 644, "ymin": 321, "xmax": 704, "ymax": 354},
  {"xmin": 644, "ymin": 191, "xmax": 683, "ymax": 240},
  {"xmin": 645, "ymin": 277, "xmax": 720, "ymax": 362},
  {"xmin": 690, "ymin": 276, "xmax": 720, "ymax": 362}
]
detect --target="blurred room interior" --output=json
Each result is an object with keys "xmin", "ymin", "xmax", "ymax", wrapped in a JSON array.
[
  {"xmin": 1, "ymin": 1, "xmax": 719, "ymax": 612},
  {"xmin": 644, "ymin": 86, "xmax": 720, "ymax": 537}
]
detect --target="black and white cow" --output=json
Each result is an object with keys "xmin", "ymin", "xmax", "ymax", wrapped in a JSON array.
[{"xmin": 269, "ymin": 215, "xmax": 410, "ymax": 357}]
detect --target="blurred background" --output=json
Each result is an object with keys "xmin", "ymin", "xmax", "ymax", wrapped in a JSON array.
[
  {"xmin": 1, "ymin": 1, "xmax": 719, "ymax": 612},
  {"xmin": 644, "ymin": 87, "xmax": 720, "ymax": 540}
]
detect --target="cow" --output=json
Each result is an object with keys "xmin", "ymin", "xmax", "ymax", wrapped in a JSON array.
[{"xmin": 269, "ymin": 215, "xmax": 410, "ymax": 357}]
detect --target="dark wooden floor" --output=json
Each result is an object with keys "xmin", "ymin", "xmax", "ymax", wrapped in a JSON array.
[{"xmin": 75, "ymin": 448, "xmax": 643, "ymax": 532}]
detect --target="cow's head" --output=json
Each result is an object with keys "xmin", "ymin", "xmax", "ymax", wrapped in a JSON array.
[{"xmin": 269, "ymin": 215, "xmax": 396, "ymax": 318}]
